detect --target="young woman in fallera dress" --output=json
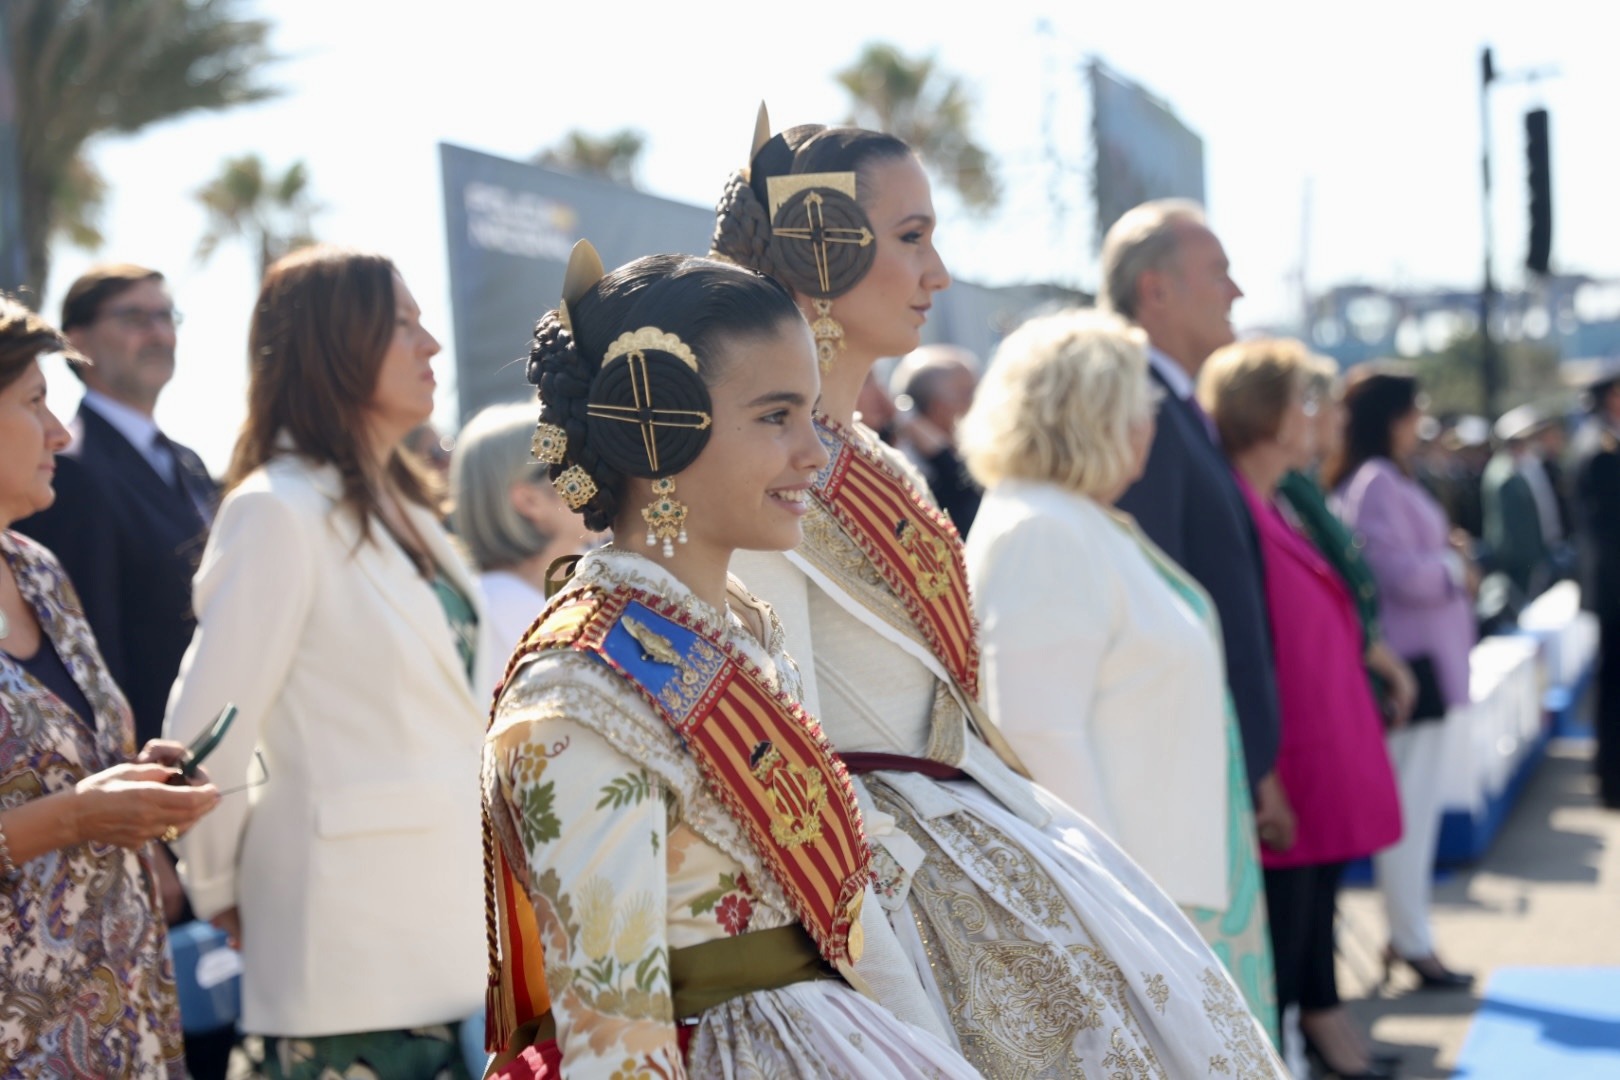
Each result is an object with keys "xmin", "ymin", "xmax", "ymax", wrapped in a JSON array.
[
  {"xmin": 711, "ymin": 106, "xmax": 1287, "ymax": 1078},
  {"xmin": 480, "ymin": 244, "xmax": 981, "ymax": 1078}
]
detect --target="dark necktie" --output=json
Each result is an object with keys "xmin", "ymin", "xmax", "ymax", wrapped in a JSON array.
[{"xmin": 154, "ymin": 432, "xmax": 214, "ymax": 526}]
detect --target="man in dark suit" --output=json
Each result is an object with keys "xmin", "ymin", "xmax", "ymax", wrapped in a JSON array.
[
  {"xmin": 892, "ymin": 344, "xmax": 984, "ymax": 535},
  {"xmin": 1481, "ymin": 408, "xmax": 1556, "ymax": 600},
  {"xmin": 1572, "ymin": 368, "xmax": 1620, "ymax": 809},
  {"xmin": 1100, "ymin": 200, "xmax": 1288, "ymax": 843},
  {"xmin": 13, "ymin": 264, "xmax": 229, "ymax": 1077},
  {"xmin": 17, "ymin": 264, "xmax": 216, "ymax": 745}
]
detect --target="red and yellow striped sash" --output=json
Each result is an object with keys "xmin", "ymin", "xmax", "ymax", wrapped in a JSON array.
[
  {"xmin": 483, "ymin": 584, "xmax": 871, "ymax": 1051},
  {"xmin": 808, "ymin": 415, "xmax": 981, "ymax": 699}
]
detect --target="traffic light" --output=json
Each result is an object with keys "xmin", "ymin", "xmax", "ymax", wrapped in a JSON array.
[{"xmin": 1526, "ymin": 108, "xmax": 1552, "ymax": 275}]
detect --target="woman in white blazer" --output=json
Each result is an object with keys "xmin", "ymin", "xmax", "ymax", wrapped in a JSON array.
[
  {"xmin": 960, "ymin": 309, "xmax": 1278, "ymax": 1040},
  {"xmin": 165, "ymin": 248, "xmax": 499, "ymax": 1078}
]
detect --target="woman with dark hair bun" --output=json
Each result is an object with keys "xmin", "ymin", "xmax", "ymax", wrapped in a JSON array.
[
  {"xmin": 481, "ymin": 244, "xmax": 981, "ymax": 1078},
  {"xmin": 1328, "ymin": 366, "xmax": 1477, "ymax": 995},
  {"xmin": 714, "ymin": 108, "xmax": 1286, "ymax": 1077}
]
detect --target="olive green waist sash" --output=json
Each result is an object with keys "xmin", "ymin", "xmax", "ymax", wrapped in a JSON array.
[{"xmin": 508, "ymin": 923, "xmax": 836, "ymax": 1051}]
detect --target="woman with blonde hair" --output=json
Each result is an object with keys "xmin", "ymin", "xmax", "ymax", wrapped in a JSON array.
[
  {"xmin": 1201, "ymin": 337, "xmax": 1403, "ymax": 1078},
  {"xmin": 962, "ymin": 308, "xmax": 1277, "ymax": 1040}
]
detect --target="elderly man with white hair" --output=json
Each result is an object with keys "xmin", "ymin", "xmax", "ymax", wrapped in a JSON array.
[{"xmin": 1101, "ymin": 201, "xmax": 1287, "ymax": 840}]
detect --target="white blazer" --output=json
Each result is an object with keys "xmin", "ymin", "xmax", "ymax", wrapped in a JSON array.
[
  {"xmin": 964, "ymin": 480, "xmax": 1229, "ymax": 910},
  {"xmin": 165, "ymin": 453, "xmax": 500, "ymax": 1037}
]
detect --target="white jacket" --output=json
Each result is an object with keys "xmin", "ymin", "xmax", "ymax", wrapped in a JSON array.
[
  {"xmin": 166, "ymin": 453, "xmax": 499, "ymax": 1036},
  {"xmin": 964, "ymin": 480, "xmax": 1229, "ymax": 909}
]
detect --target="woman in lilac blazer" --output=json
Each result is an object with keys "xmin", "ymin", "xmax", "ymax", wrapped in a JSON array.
[
  {"xmin": 1328, "ymin": 368, "xmax": 1477, "ymax": 992},
  {"xmin": 1202, "ymin": 339, "xmax": 1403, "ymax": 1079}
]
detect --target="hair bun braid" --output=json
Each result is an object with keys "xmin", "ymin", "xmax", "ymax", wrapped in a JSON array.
[
  {"xmin": 526, "ymin": 308, "xmax": 622, "ymax": 531},
  {"xmin": 710, "ymin": 170, "xmax": 780, "ymax": 280},
  {"xmin": 586, "ymin": 345, "xmax": 712, "ymax": 479},
  {"xmin": 766, "ymin": 186, "xmax": 876, "ymax": 300}
]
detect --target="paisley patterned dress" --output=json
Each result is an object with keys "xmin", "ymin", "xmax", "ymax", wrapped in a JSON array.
[
  {"xmin": 483, "ymin": 549, "xmax": 980, "ymax": 1079},
  {"xmin": 0, "ymin": 531, "xmax": 185, "ymax": 1078}
]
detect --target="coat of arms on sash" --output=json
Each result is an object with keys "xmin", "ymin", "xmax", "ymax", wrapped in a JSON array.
[{"xmin": 749, "ymin": 741, "xmax": 828, "ymax": 847}]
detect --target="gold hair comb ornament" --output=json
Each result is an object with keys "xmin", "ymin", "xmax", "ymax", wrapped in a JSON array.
[
  {"xmin": 557, "ymin": 239, "xmax": 606, "ymax": 335},
  {"xmin": 531, "ymin": 422, "xmax": 568, "ymax": 465},
  {"xmin": 750, "ymin": 101, "xmax": 772, "ymax": 164},
  {"xmin": 602, "ymin": 327, "xmax": 701, "ymax": 372}
]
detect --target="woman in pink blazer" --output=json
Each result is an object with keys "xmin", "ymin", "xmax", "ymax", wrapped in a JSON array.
[{"xmin": 1201, "ymin": 340, "xmax": 1402, "ymax": 1079}]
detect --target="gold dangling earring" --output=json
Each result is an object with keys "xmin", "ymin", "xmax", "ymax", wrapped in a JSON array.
[
  {"xmin": 642, "ymin": 477, "xmax": 689, "ymax": 558},
  {"xmin": 809, "ymin": 299, "xmax": 845, "ymax": 373}
]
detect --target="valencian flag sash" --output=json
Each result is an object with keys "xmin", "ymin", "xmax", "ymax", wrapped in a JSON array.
[
  {"xmin": 808, "ymin": 415, "xmax": 980, "ymax": 699},
  {"xmin": 484, "ymin": 583, "xmax": 871, "ymax": 1051}
]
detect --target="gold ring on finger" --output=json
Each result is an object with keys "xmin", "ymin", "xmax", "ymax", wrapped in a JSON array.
[{"xmin": 160, "ymin": 825, "xmax": 180, "ymax": 843}]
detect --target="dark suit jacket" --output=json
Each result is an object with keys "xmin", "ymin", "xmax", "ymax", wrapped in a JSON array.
[
  {"xmin": 15, "ymin": 402, "xmax": 216, "ymax": 745},
  {"xmin": 1572, "ymin": 419, "xmax": 1620, "ymax": 619},
  {"xmin": 1115, "ymin": 366, "xmax": 1281, "ymax": 790},
  {"xmin": 1481, "ymin": 452, "xmax": 1548, "ymax": 596}
]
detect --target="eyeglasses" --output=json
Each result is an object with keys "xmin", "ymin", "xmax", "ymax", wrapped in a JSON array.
[
  {"xmin": 96, "ymin": 306, "xmax": 183, "ymax": 331},
  {"xmin": 216, "ymin": 750, "xmax": 269, "ymax": 798}
]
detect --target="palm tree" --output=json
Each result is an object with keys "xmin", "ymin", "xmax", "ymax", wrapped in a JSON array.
[
  {"xmin": 195, "ymin": 154, "xmax": 318, "ymax": 279},
  {"xmin": 7, "ymin": 0, "xmax": 277, "ymax": 296},
  {"xmin": 835, "ymin": 43, "xmax": 999, "ymax": 211},
  {"xmin": 533, "ymin": 129, "xmax": 646, "ymax": 188}
]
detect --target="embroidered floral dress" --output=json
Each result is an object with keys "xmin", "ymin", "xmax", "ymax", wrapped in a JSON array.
[
  {"xmin": 484, "ymin": 549, "xmax": 978, "ymax": 1080},
  {"xmin": 733, "ymin": 420, "xmax": 1289, "ymax": 1080},
  {"xmin": 0, "ymin": 532, "xmax": 185, "ymax": 1078}
]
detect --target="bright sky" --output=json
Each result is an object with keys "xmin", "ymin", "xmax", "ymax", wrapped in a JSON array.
[{"xmin": 39, "ymin": 0, "xmax": 1617, "ymax": 473}]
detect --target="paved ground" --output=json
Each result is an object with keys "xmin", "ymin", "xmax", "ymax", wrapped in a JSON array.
[{"xmin": 1336, "ymin": 738, "xmax": 1620, "ymax": 1079}]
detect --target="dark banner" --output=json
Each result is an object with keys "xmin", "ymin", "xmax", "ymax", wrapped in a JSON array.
[
  {"xmin": 1089, "ymin": 60, "xmax": 1206, "ymax": 251},
  {"xmin": 441, "ymin": 142, "xmax": 1089, "ymax": 421},
  {"xmin": 440, "ymin": 142, "xmax": 715, "ymax": 422}
]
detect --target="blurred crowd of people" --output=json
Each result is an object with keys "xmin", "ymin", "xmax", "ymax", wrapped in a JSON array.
[{"xmin": 0, "ymin": 113, "xmax": 1617, "ymax": 1080}]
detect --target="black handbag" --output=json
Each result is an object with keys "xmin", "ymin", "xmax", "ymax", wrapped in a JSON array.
[{"xmin": 1403, "ymin": 655, "xmax": 1449, "ymax": 723}]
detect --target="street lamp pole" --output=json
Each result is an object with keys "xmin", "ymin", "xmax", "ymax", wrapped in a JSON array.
[{"xmin": 1479, "ymin": 46, "xmax": 1500, "ymax": 418}]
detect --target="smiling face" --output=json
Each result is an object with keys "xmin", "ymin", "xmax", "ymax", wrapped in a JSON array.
[
  {"xmin": 820, "ymin": 154, "xmax": 951, "ymax": 362},
  {"xmin": 366, "ymin": 272, "xmax": 441, "ymax": 447},
  {"xmin": 626, "ymin": 318, "xmax": 828, "ymax": 562},
  {"xmin": 0, "ymin": 360, "xmax": 72, "ymax": 528}
]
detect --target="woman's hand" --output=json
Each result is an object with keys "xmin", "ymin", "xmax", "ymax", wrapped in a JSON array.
[
  {"xmin": 1368, "ymin": 641, "xmax": 1417, "ymax": 729},
  {"xmin": 72, "ymin": 763, "xmax": 219, "ymax": 850},
  {"xmin": 1253, "ymin": 770, "xmax": 1297, "ymax": 853},
  {"xmin": 211, "ymin": 906, "xmax": 242, "ymax": 950},
  {"xmin": 135, "ymin": 738, "xmax": 213, "ymax": 786}
]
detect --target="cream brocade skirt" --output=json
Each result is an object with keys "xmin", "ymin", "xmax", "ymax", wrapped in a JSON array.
[
  {"xmin": 868, "ymin": 775, "xmax": 1290, "ymax": 1080},
  {"xmin": 687, "ymin": 980, "xmax": 979, "ymax": 1079}
]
